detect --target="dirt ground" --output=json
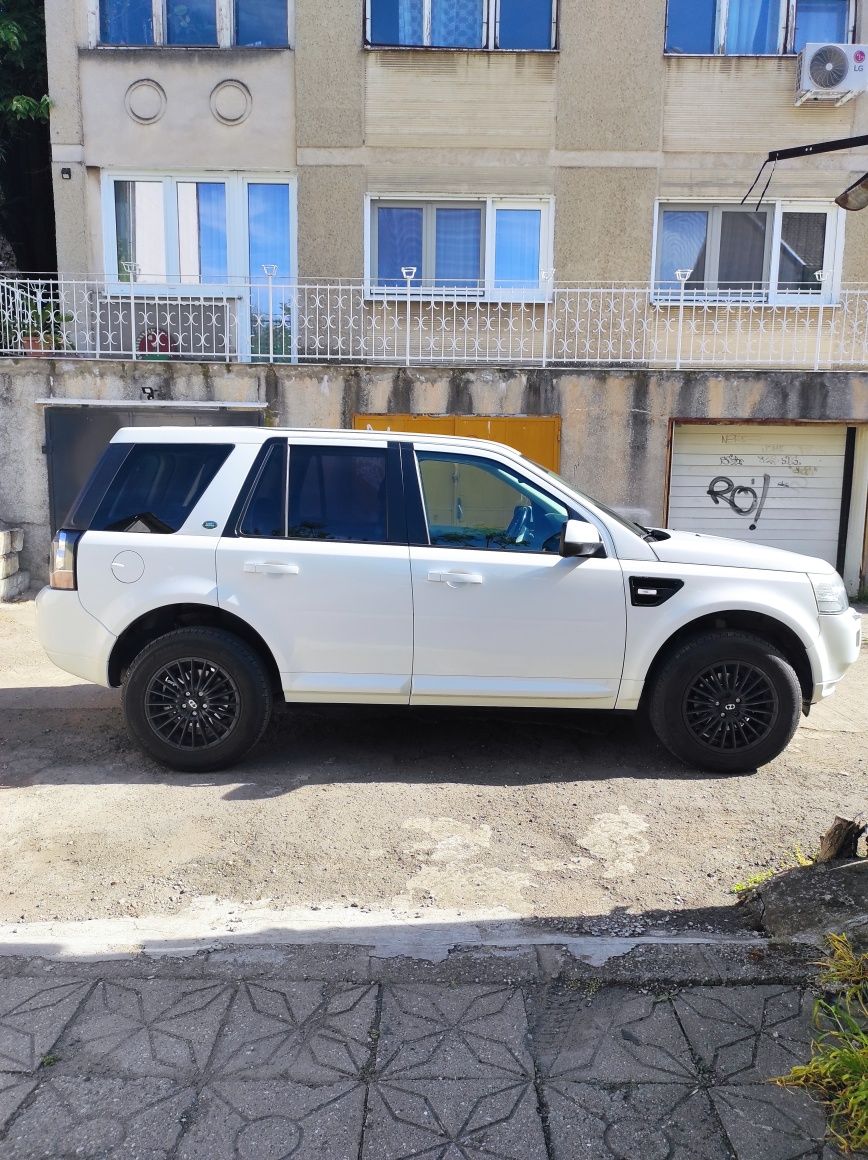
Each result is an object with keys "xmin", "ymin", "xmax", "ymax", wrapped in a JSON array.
[{"xmin": 0, "ymin": 598, "xmax": 865, "ymax": 935}]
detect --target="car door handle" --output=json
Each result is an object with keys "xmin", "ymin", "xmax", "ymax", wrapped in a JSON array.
[
  {"xmin": 243, "ymin": 562, "xmax": 300, "ymax": 576},
  {"xmin": 427, "ymin": 570, "xmax": 484, "ymax": 586}
]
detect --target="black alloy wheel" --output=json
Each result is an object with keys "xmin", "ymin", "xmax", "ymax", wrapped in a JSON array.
[
  {"xmin": 123, "ymin": 627, "xmax": 273, "ymax": 772},
  {"xmin": 682, "ymin": 661, "xmax": 778, "ymax": 752},
  {"xmin": 145, "ymin": 657, "xmax": 241, "ymax": 751},
  {"xmin": 649, "ymin": 630, "xmax": 802, "ymax": 774}
]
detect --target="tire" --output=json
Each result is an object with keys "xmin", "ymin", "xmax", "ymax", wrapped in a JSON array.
[
  {"xmin": 648, "ymin": 630, "xmax": 802, "ymax": 774},
  {"xmin": 122, "ymin": 628, "xmax": 273, "ymax": 773}
]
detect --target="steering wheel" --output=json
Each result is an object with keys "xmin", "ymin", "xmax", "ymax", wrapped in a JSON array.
[{"xmin": 505, "ymin": 503, "xmax": 533, "ymax": 545}]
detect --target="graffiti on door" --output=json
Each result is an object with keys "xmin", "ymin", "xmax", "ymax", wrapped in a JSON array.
[{"xmin": 706, "ymin": 473, "xmax": 772, "ymax": 531}]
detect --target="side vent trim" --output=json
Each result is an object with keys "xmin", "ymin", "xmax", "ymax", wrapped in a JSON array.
[{"xmin": 629, "ymin": 576, "xmax": 684, "ymax": 607}]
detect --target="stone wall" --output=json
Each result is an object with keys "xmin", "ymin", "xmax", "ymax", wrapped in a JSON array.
[{"xmin": 1, "ymin": 358, "xmax": 866, "ymax": 587}]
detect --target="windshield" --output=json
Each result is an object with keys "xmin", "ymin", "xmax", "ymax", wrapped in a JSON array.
[{"xmin": 520, "ymin": 457, "xmax": 649, "ymax": 538}]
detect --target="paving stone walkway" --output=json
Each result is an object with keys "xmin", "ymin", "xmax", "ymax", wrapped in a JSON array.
[{"xmin": 0, "ymin": 967, "xmax": 853, "ymax": 1159}]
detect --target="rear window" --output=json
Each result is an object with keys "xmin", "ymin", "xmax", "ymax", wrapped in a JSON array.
[
  {"xmin": 84, "ymin": 443, "xmax": 232, "ymax": 534},
  {"xmin": 288, "ymin": 447, "xmax": 389, "ymax": 543}
]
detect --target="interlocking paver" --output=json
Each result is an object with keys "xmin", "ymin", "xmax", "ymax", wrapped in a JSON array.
[
  {"xmin": 363, "ymin": 1078, "xmax": 547, "ymax": 1159},
  {"xmin": 535, "ymin": 985, "xmax": 697, "ymax": 1083},
  {"xmin": 675, "ymin": 986, "xmax": 813, "ymax": 1084},
  {"xmin": 60, "ymin": 979, "xmax": 233, "ymax": 1079},
  {"xmin": 1, "ymin": 1075, "xmax": 195, "ymax": 1159},
  {"xmin": 544, "ymin": 1081, "xmax": 734, "ymax": 1160},
  {"xmin": 0, "ymin": 1073, "xmax": 37, "ymax": 1130},
  {"xmin": 0, "ymin": 980, "xmax": 89, "ymax": 1073},
  {"xmin": 208, "ymin": 982, "xmax": 376, "ymax": 1081},
  {"xmin": 711, "ymin": 1084, "xmax": 828, "ymax": 1160},
  {"xmin": 377, "ymin": 985, "xmax": 533, "ymax": 1079},
  {"xmin": 176, "ymin": 1081, "xmax": 365, "ymax": 1160}
]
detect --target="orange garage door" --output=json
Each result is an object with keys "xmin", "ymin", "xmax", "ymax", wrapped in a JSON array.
[{"xmin": 352, "ymin": 415, "xmax": 561, "ymax": 472}]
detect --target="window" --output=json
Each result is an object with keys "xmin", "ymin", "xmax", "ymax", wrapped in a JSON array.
[
  {"xmin": 654, "ymin": 201, "xmax": 841, "ymax": 301},
  {"xmin": 239, "ymin": 442, "xmax": 288, "ymax": 538},
  {"xmin": 368, "ymin": 197, "xmax": 552, "ymax": 298},
  {"xmin": 97, "ymin": 0, "xmax": 290, "ymax": 46},
  {"xmin": 88, "ymin": 444, "xmax": 232, "ymax": 534},
  {"xmin": 104, "ymin": 174, "xmax": 295, "ymax": 285},
  {"xmin": 100, "ymin": 0, "xmax": 153, "ymax": 45},
  {"xmin": 366, "ymin": 0, "xmax": 557, "ymax": 50},
  {"xmin": 287, "ymin": 447, "xmax": 390, "ymax": 543},
  {"xmin": 664, "ymin": 0, "xmax": 853, "ymax": 54},
  {"xmin": 417, "ymin": 452, "xmax": 568, "ymax": 552}
]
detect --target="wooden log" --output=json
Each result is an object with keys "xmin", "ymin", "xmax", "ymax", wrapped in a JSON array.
[{"xmin": 815, "ymin": 814, "xmax": 867, "ymax": 863}]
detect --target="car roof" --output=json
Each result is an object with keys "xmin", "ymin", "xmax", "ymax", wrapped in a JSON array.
[{"xmin": 111, "ymin": 425, "xmax": 526, "ymax": 460}]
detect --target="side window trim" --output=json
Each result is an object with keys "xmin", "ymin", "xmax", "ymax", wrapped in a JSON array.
[{"xmin": 223, "ymin": 437, "xmax": 287, "ymax": 538}]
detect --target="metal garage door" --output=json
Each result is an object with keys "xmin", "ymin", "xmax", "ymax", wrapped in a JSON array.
[
  {"xmin": 668, "ymin": 424, "xmax": 849, "ymax": 567},
  {"xmin": 352, "ymin": 415, "xmax": 562, "ymax": 472}
]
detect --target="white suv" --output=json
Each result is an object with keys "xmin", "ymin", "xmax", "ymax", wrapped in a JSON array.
[{"xmin": 37, "ymin": 426, "xmax": 861, "ymax": 774}]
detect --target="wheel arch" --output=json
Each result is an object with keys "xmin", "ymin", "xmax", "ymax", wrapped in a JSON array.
[
  {"xmin": 641, "ymin": 610, "xmax": 814, "ymax": 708},
  {"xmin": 108, "ymin": 603, "xmax": 283, "ymax": 697}
]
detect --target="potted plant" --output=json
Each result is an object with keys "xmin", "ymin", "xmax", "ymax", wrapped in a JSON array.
[{"xmin": 18, "ymin": 297, "xmax": 72, "ymax": 356}]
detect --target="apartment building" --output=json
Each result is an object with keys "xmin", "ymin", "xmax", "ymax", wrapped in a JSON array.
[
  {"xmin": 43, "ymin": 0, "xmax": 868, "ymax": 296},
  {"xmin": 3, "ymin": 0, "xmax": 866, "ymax": 590}
]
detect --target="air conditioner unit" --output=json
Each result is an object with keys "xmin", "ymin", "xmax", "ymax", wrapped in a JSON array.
[{"xmin": 796, "ymin": 43, "xmax": 868, "ymax": 105}]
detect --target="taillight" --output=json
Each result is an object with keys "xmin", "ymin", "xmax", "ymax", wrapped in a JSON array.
[{"xmin": 49, "ymin": 530, "xmax": 83, "ymax": 590}]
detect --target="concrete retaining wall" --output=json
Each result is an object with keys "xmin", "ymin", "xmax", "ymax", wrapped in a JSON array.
[{"xmin": 1, "ymin": 358, "xmax": 866, "ymax": 587}]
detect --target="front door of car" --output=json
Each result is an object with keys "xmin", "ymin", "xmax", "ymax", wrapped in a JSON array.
[
  {"xmin": 217, "ymin": 440, "xmax": 413, "ymax": 703},
  {"xmin": 407, "ymin": 447, "xmax": 628, "ymax": 707}
]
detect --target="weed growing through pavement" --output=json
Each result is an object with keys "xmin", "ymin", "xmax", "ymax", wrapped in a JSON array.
[
  {"xmin": 775, "ymin": 934, "xmax": 868, "ymax": 1154},
  {"xmin": 731, "ymin": 846, "xmax": 815, "ymax": 895}
]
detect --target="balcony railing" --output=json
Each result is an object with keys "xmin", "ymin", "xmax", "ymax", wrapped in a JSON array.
[{"xmin": 2, "ymin": 274, "xmax": 868, "ymax": 370}]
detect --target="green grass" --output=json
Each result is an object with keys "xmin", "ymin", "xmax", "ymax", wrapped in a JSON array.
[
  {"xmin": 775, "ymin": 934, "xmax": 868, "ymax": 1154},
  {"xmin": 730, "ymin": 846, "xmax": 815, "ymax": 895}
]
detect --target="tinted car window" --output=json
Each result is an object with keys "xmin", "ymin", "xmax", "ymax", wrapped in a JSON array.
[
  {"xmin": 66, "ymin": 443, "xmax": 133, "ymax": 530},
  {"xmin": 417, "ymin": 451, "xmax": 568, "ymax": 553},
  {"xmin": 239, "ymin": 442, "xmax": 287, "ymax": 538},
  {"xmin": 288, "ymin": 447, "xmax": 388, "ymax": 543},
  {"xmin": 89, "ymin": 443, "xmax": 231, "ymax": 534}
]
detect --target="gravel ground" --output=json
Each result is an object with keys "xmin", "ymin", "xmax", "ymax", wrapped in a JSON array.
[{"xmin": 0, "ymin": 598, "xmax": 865, "ymax": 935}]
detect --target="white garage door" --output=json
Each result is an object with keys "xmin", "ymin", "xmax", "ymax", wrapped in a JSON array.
[{"xmin": 669, "ymin": 424, "xmax": 848, "ymax": 566}]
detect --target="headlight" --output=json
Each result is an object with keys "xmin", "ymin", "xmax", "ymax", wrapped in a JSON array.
[{"xmin": 809, "ymin": 571, "xmax": 849, "ymax": 614}]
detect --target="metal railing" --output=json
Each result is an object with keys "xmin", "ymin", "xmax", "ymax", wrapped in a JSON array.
[{"xmin": 2, "ymin": 274, "xmax": 867, "ymax": 370}]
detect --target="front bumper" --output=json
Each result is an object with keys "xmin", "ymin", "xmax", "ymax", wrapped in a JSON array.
[
  {"xmin": 35, "ymin": 586, "xmax": 116, "ymax": 688},
  {"xmin": 808, "ymin": 606, "xmax": 863, "ymax": 702}
]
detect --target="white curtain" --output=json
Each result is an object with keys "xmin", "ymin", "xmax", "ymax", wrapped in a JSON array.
[
  {"xmin": 397, "ymin": 0, "xmax": 424, "ymax": 43},
  {"xmin": 725, "ymin": 0, "xmax": 781, "ymax": 54},
  {"xmin": 431, "ymin": 0, "xmax": 484, "ymax": 47}
]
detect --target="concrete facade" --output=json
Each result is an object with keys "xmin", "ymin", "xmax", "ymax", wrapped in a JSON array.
[
  {"xmin": 1, "ymin": 359, "xmax": 866, "ymax": 590},
  {"xmin": 42, "ymin": 0, "xmax": 868, "ymax": 284}
]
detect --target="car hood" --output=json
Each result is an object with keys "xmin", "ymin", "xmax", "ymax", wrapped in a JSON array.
[{"xmin": 649, "ymin": 529, "xmax": 835, "ymax": 575}]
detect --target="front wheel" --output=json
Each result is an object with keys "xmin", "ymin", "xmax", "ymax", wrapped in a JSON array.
[
  {"xmin": 122, "ymin": 627, "xmax": 273, "ymax": 772},
  {"xmin": 648, "ymin": 631, "xmax": 802, "ymax": 774}
]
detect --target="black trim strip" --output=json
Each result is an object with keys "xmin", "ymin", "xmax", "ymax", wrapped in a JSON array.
[
  {"xmin": 836, "ymin": 426, "xmax": 857, "ymax": 577},
  {"xmin": 399, "ymin": 442, "xmax": 431, "ymax": 546}
]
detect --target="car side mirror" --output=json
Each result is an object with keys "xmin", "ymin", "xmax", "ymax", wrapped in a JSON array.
[{"xmin": 559, "ymin": 519, "xmax": 603, "ymax": 558}]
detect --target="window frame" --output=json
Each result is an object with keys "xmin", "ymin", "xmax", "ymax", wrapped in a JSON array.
[
  {"xmin": 663, "ymin": 0, "xmax": 856, "ymax": 56},
  {"xmin": 100, "ymin": 170, "xmax": 298, "ymax": 292},
  {"xmin": 91, "ymin": 0, "xmax": 294, "ymax": 48},
  {"xmin": 365, "ymin": 194, "xmax": 554, "ymax": 302},
  {"xmin": 651, "ymin": 199, "xmax": 844, "ymax": 304},
  {"xmin": 364, "ymin": 0, "xmax": 559, "ymax": 51}
]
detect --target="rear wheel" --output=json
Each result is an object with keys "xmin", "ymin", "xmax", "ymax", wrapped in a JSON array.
[
  {"xmin": 122, "ymin": 628, "xmax": 273, "ymax": 772},
  {"xmin": 648, "ymin": 630, "xmax": 802, "ymax": 773}
]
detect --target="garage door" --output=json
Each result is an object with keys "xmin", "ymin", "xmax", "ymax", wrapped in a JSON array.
[
  {"xmin": 668, "ymin": 424, "xmax": 848, "ymax": 566},
  {"xmin": 352, "ymin": 415, "xmax": 561, "ymax": 472}
]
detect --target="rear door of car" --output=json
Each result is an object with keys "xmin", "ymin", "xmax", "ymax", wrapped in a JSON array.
[{"xmin": 216, "ymin": 438, "xmax": 414, "ymax": 703}]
